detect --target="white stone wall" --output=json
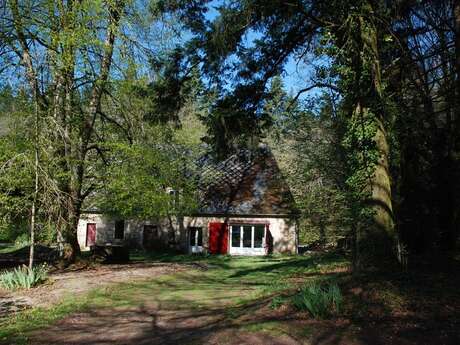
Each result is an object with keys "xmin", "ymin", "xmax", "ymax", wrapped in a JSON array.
[
  {"xmin": 181, "ymin": 216, "xmax": 298, "ymax": 254},
  {"xmin": 77, "ymin": 213, "xmax": 298, "ymax": 254},
  {"xmin": 78, "ymin": 214, "xmax": 151, "ymax": 251}
]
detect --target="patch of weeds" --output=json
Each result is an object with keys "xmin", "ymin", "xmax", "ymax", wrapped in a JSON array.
[
  {"xmin": 291, "ymin": 280, "xmax": 342, "ymax": 319},
  {"xmin": 270, "ymin": 296, "xmax": 285, "ymax": 310},
  {"xmin": 0, "ymin": 264, "xmax": 48, "ymax": 290},
  {"xmin": 265, "ymin": 279, "xmax": 290, "ymax": 293}
]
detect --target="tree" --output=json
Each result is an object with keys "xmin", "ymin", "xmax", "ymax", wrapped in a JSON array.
[
  {"xmin": 0, "ymin": 0, "xmax": 185, "ymax": 261},
  {"xmin": 266, "ymin": 81, "xmax": 351, "ymax": 246},
  {"xmin": 166, "ymin": 0, "xmax": 400, "ymax": 266},
  {"xmin": 386, "ymin": 1, "xmax": 460, "ymax": 254}
]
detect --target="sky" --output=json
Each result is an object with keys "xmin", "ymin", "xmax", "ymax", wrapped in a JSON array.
[
  {"xmin": 203, "ymin": 1, "xmax": 322, "ymax": 100},
  {"xmin": 0, "ymin": 0, "xmax": 325, "ymax": 101}
]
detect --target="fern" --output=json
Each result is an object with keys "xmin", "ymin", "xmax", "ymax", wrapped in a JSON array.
[
  {"xmin": 291, "ymin": 280, "xmax": 342, "ymax": 318},
  {"xmin": 0, "ymin": 264, "xmax": 48, "ymax": 290}
]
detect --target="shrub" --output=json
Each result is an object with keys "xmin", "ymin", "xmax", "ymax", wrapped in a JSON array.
[
  {"xmin": 14, "ymin": 233, "xmax": 30, "ymax": 247},
  {"xmin": 291, "ymin": 280, "xmax": 342, "ymax": 318},
  {"xmin": 0, "ymin": 264, "xmax": 48, "ymax": 290}
]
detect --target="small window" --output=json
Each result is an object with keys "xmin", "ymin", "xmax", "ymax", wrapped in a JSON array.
[
  {"xmin": 231, "ymin": 226, "xmax": 241, "ymax": 247},
  {"xmin": 114, "ymin": 220, "xmax": 125, "ymax": 239},
  {"xmin": 189, "ymin": 227, "xmax": 203, "ymax": 247}
]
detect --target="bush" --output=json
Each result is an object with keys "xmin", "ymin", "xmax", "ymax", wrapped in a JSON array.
[
  {"xmin": 0, "ymin": 264, "xmax": 48, "ymax": 290},
  {"xmin": 14, "ymin": 233, "xmax": 30, "ymax": 247},
  {"xmin": 291, "ymin": 280, "xmax": 342, "ymax": 318}
]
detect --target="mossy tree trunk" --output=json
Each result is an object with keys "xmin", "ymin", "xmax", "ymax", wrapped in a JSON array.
[{"xmin": 338, "ymin": 2, "xmax": 397, "ymax": 268}]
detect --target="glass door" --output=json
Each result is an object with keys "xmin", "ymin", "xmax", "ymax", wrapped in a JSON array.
[{"xmin": 229, "ymin": 224, "xmax": 266, "ymax": 255}]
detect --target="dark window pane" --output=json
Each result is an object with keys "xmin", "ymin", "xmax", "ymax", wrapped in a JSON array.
[
  {"xmin": 254, "ymin": 225, "xmax": 264, "ymax": 248},
  {"xmin": 243, "ymin": 226, "xmax": 252, "ymax": 248},
  {"xmin": 189, "ymin": 228, "xmax": 196, "ymax": 246},
  {"xmin": 114, "ymin": 220, "xmax": 124, "ymax": 239},
  {"xmin": 232, "ymin": 226, "xmax": 241, "ymax": 247},
  {"xmin": 197, "ymin": 228, "xmax": 202, "ymax": 246}
]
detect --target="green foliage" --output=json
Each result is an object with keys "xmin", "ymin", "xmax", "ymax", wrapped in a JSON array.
[
  {"xmin": 291, "ymin": 280, "xmax": 342, "ymax": 318},
  {"xmin": 267, "ymin": 81, "xmax": 351, "ymax": 245},
  {"xmin": 0, "ymin": 89, "xmax": 34, "ymax": 241},
  {"xmin": 341, "ymin": 109, "xmax": 379, "ymax": 223},
  {"xmin": 269, "ymin": 295, "xmax": 285, "ymax": 310},
  {"xmin": 98, "ymin": 125, "xmax": 199, "ymax": 220},
  {"xmin": 14, "ymin": 233, "xmax": 30, "ymax": 248},
  {"xmin": 0, "ymin": 264, "xmax": 48, "ymax": 290}
]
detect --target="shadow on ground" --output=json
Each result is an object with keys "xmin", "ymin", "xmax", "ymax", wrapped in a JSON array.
[{"xmin": 4, "ymin": 252, "xmax": 460, "ymax": 345}]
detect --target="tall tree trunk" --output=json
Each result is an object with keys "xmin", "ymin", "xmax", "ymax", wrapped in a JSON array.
[
  {"xmin": 352, "ymin": 105, "xmax": 396, "ymax": 268},
  {"xmin": 28, "ymin": 43, "xmax": 41, "ymax": 271},
  {"xmin": 451, "ymin": 0, "xmax": 460, "ymax": 250},
  {"xmin": 349, "ymin": 5, "xmax": 396, "ymax": 268},
  {"xmin": 29, "ymin": 139, "xmax": 38, "ymax": 269},
  {"xmin": 370, "ymin": 117, "xmax": 395, "ymax": 252},
  {"xmin": 61, "ymin": 1, "xmax": 123, "ymax": 261},
  {"xmin": 7, "ymin": 0, "xmax": 126, "ymax": 263}
]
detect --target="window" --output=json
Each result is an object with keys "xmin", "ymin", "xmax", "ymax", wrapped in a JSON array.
[
  {"xmin": 189, "ymin": 227, "xmax": 203, "ymax": 247},
  {"xmin": 254, "ymin": 225, "xmax": 264, "ymax": 248},
  {"xmin": 230, "ymin": 224, "xmax": 266, "ymax": 251},
  {"xmin": 242, "ymin": 225, "xmax": 252, "ymax": 248},
  {"xmin": 114, "ymin": 220, "xmax": 125, "ymax": 239},
  {"xmin": 232, "ymin": 227, "xmax": 241, "ymax": 247},
  {"xmin": 167, "ymin": 188, "xmax": 178, "ymax": 207}
]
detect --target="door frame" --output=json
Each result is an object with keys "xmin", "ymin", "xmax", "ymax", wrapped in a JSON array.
[{"xmin": 188, "ymin": 227, "xmax": 203, "ymax": 254}]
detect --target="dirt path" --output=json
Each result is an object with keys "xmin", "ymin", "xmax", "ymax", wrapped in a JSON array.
[
  {"xmin": 0, "ymin": 262, "xmax": 184, "ymax": 314},
  {"xmin": 14, "ymin": 260, "xmax": 309, "ymax": 345},
  {"xmin": 29, "ymin": 304, "xmax": 304, "ymax": 345},
  {"xmin": 5, "ymin": 255, "xmax": 459, "ymax": 345}
]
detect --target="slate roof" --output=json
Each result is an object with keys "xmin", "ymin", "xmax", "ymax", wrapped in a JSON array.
[{"xmin": 196, "ymin": 144, "xmax": 297, "ymax": 216}]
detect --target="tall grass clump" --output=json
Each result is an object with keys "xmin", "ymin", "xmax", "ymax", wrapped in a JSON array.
[
  {"xmin": 291, "ymin": 280, "xmax": 342, "ymax": 318},
  {"xmin": 0, "ymin": 264, "xmax": 48, "ymax": 290}
]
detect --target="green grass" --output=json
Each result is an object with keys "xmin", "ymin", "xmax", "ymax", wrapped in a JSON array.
[
  {"xmin": 0, "ymin": 252, "xmax": 349, "ymax": 344},
  {"xmin": 0, "ymin": 243, "xmax": 25, "ymax": 254}
]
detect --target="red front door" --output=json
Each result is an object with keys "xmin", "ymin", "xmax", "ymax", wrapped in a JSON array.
[
  {"xmin": 86, "ymin": 223, "xmax": 96, "ymax": 247},
  {"xmin": 208, "ymin": 222, "xmax": 228, "ymax": 254}
]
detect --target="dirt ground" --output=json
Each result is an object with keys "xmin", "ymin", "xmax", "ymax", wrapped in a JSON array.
[
  {"xmin": 29, "ymin": 305, "xmax": 304, "ymax": 345},
  {"xmin": 0, "ymin": 262, "xmax": 183, "ymax": 315},
  {"xmin": 2, "ymin": 254, "xmax": 460, "ymax": 345}
]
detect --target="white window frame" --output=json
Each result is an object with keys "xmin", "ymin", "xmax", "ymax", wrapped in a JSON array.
[
  {"xmin": 189, "ymin": 227, "xmax": 203, "ymax": 253},
  {"xmin": 229, "ymin": 224, "xmax": 266, "ymax": 255}
]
